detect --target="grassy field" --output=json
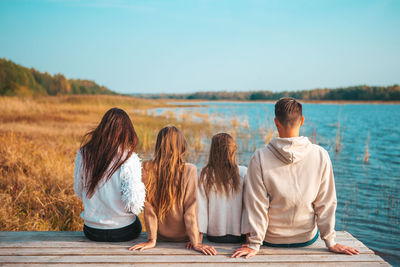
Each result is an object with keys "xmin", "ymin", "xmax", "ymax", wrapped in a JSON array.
[{"xmin": 0, "ymin": 95, "xmax": 216, "ymax": 231}]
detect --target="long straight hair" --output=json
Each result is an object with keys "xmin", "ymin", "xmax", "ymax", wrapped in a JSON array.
[
  {"xmin": 200, "ymin": 133, "xmax": 240, "ymax": 196},
  {"xmin": 80, "ymin": 108, "xmax": 138, "ymax": 198},
  {"xmin": 145, "ymin": 126, "xmax": 187, "ymax": 222}
]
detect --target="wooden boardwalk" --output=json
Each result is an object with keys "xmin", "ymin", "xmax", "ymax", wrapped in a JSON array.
[{"xmin": 0, "ymin": 231, "xmax": 390, "ymax": 266}]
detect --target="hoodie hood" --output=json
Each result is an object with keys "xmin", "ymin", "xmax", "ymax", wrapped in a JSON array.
[{"xmin": 267, "ymin": 136, "xmax": 313, "ymax": 164}]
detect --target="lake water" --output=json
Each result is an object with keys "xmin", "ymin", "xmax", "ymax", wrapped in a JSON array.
[{"xmin": 152, "ymin": 101, "xmax": 400, "ymax": 265}]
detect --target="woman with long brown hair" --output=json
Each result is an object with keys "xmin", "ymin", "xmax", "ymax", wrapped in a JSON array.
[
  {"xmin": 197, "ymin": 133, "xmax": 249, "ymax": 243},
  {"xmin": 74, "ymin": 108, "xmax": 145, "ymax": 242},
  {"xmin": 129, "ymin": 126, "xmax": 216, "ymax": 255}
]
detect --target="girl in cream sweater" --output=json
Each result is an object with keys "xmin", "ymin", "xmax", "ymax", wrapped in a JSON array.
[{"xmin": 197, "ymin": 133, "xmax": 249, "ymax": 243}]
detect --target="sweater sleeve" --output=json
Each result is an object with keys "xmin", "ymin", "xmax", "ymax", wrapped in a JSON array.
[
  {"xmin": 120, "ymin": 153, "xmax": 146, "ymax": 215},
  {"xmin": 244, "ymin": 151, "xmax": 269, "ymax": 251},
  {"xmin": 183, "ymin": 165, "xmax": 200, "ymax": 245},
  {"xmin": 313, "ymin": 150, "xmax": 337, "ymax": 248},
  {"xmin": 142, "ymin": 162, "xmax": 158, "ymax": 241},
  {"xmin": 240, "ymin": 168, "xmax": 251, "ymax": 234},
  {"xmin": 197, "ymin": 178, "xmax": 208, "ymax": 234},
  {"xmin": 73, "ymin": 150, "xmax": 83, "ymax": 199},
  {"xmin": 144, "ymin": 200, "xmax": 158, "ymax": 241}
]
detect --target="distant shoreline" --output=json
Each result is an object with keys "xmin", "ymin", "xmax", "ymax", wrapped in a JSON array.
[{"xmin": 159, "ymin": 98, "xmax": 400, "ymax": 105}]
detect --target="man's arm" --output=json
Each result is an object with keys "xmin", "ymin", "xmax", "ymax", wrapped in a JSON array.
[
  {"xmin": 313, "ymin": 152, "xmax": 337, "ymax": 248},
  {"xmin": 232, "ymin": 151, "xmax": 269, "ymax": 258},
  {"xmin": 313, "ymin": 151, "xmax": 359, "ymax": 255}
]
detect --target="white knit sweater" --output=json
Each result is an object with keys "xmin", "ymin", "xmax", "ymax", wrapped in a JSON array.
[
  {"xmin": 74, "ymin": 150, "xmax": 146, "ymax": 229},
  {"xmin": 197, "ymin": 165, "xmax": 249, "ymax": 237}
]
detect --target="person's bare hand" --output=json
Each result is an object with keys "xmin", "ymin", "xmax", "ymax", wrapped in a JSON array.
[
  {"xmin": 186, "ymin": 242, "xmax": 193, "ymax": 249},
  {"xmin": 129, "ymin": 239, "xmax": 156, "ymax": 252},
  {"xmin": 231, "ymin": 246, "xmax": 257, "ymax": 259},
  {"xmin": 329, "ymin": 243, "xmax": 360, "ymax": 255},
  {"xmin": 192, "ymin": 243, "xmax": 217, "ymax": 255}
]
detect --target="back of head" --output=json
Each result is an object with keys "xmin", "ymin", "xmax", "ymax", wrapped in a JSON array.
[
  {"xmin": 200, "ymin": 133, "xmax": 240, "ymax": 196},
  {"xmin": 81, "ymin": 107, "xmax": 138, "ymax": 198},
  {"xmin": 275, "ymin": 97, "xmax": 303, "ymax": 128},
  {"xmin": 146, "ymin": 126, "xmax": 187, "ymax": 221}
]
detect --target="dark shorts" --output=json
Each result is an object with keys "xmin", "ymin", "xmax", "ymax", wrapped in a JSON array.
[
  {"xmin": 83, "ymin": 217, "xmax": 142, "ymax": 242},
  {"xmin": 206, "ymin": 234, "xmax": 246, "ymax": 243},
  {"xmin": 263, "ymin": 229, "xmax": 319, "ymax": 248}
]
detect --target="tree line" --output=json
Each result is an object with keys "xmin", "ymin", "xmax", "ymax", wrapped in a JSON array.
[
  {"xmin": 0, "ymin": 58, "xmax": 114, "ymax": 96},
  {"xmin": 135, "ymin": 85, "xmax": 400, "ymax": 101},
  {"xmin": 2, "ymin": 58, "xmax": 399, "ymax": 100}
]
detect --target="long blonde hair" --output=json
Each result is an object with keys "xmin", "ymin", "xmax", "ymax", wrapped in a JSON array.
[
  {"xmin": 145, "ymin": 126, "xmax": 187, "ymax": 221},
  {"xmin": 200, "ymin": 133, "xmax": 240, "ymax": 196}
]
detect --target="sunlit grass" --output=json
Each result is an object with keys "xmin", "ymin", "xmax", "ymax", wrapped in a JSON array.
[{"xmin": 0, "ymin": 95, "xmax": 215, "ymax": 231}]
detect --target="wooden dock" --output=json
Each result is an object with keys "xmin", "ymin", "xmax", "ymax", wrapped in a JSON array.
[{"xmin": 0, "ymin": 231, "xmax": 390, "ymax": 266}]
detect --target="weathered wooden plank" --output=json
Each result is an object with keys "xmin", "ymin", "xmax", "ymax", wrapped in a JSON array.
[
  {"xmin": 0, "ymin": 231, "xmax": 357, "ymax": 241},
  {"xmin": 0, "ymin": 231, "xmax": 389, "ymax": 266},
  {"xmin": 0, "ymin": 232, "xmax": 367, "ymax": 246},
  {"xmin": 0, "ymin": 231, "xmax": 376, "ymax": 256},
  {"xmin": 0, "ymin": 240, "xmax": 373, "ymax": 254},
  {"xmin": 0, "ymin": 246, "xmax": 373, "ymax": 256},
  {"xmin": 0, "ymin": 263, "xmax": 391, "ymax": 267},
  {"xmin": 0, "ymin": 237, "xmax": 365, "ymax": 247},
  {"xmin": 0, "ymin": 254, "xmax": 387, "ymax": 263},
  {"xmin": 0, "ymin": 241, "xmax": 373, "ymax": 256}
]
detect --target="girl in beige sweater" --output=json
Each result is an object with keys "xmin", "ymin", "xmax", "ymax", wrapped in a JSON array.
[
  {"xmin": 197, "ymin": 133, "xmax": 249, "ymax": 243},
  {"xmin": 129, "ymin": 126, "xmax": 216, "ymax": 255}
]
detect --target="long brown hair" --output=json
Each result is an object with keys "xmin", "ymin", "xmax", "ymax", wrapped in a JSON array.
[
  {"xmin": 200, "ymin": 133, "xmax": 240, "ymax": 196},
  {"xmin": 145, "ymin": 126, "xmax": 187, "ymax": 221},
  {"xmin": 80, "ymin": 108, "xmax": 138, "ymax": 198}
]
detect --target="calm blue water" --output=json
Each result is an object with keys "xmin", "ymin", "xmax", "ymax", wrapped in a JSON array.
[{"xmin": 152, "ymin": 101, "xmax": 400, "ymax": 265}]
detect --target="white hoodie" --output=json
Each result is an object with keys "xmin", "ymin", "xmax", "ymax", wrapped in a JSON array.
[{"xmin": 244, "ymin": 136, "xmax": 337, "ymax": 251}]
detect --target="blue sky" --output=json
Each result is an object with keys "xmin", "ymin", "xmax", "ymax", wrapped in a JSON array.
[{"xmin": 0, "ymin": 0, "xmax": 399, "ymax": 94}]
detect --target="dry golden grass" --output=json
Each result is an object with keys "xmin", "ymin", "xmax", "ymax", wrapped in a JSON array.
[{"xmin": 0, "ymin": 95, "xmax": 215, "ymax": 231}]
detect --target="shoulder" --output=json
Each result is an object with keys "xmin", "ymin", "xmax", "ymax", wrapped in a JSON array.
[
  {"xmin": 183, "ymin": 163, "xmax": 198, "ymax": 184},
  {"xmin": 184, "ymin": 163, "xmax": 197, "ymax": 173},
  {"xmin": 238, "ymin": 165, "xmax": 248, "ymax": 178},
  {"xmin": 257, "ymin": 146, "xmax": 270, "ymax": 157},
  {"xmin": 140, "ymin": 160, "xmax": 153, "ymax": 184},
  {"xmin": 311, "ymin": 144, "xmax": 331, "ymax": 162},
  {"xmin": 250, "ymin": 147, "xmax": 268, "ymax": 163},
  {"xmin": 141, "ymin": 160, "xmax": 152, "ymax": 171},
  {"xmin": 74, "ymin": 150, "xmax": 83, "ymax": 168},
  {"xmin": 120, "ymin": 152, "xmax": 142, "ymax": 175},
  {"xmin": 124, "ymin": 152, "xmax": 141, "ymax": 165},
  {"xmin": 75, "ymin": 149, "xmax": 82, "ymax": 160}
]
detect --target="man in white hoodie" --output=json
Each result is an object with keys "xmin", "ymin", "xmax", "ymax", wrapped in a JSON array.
[{"xmin": 232, "ymin": 97, "xmax": 359, "ymax": 258}]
